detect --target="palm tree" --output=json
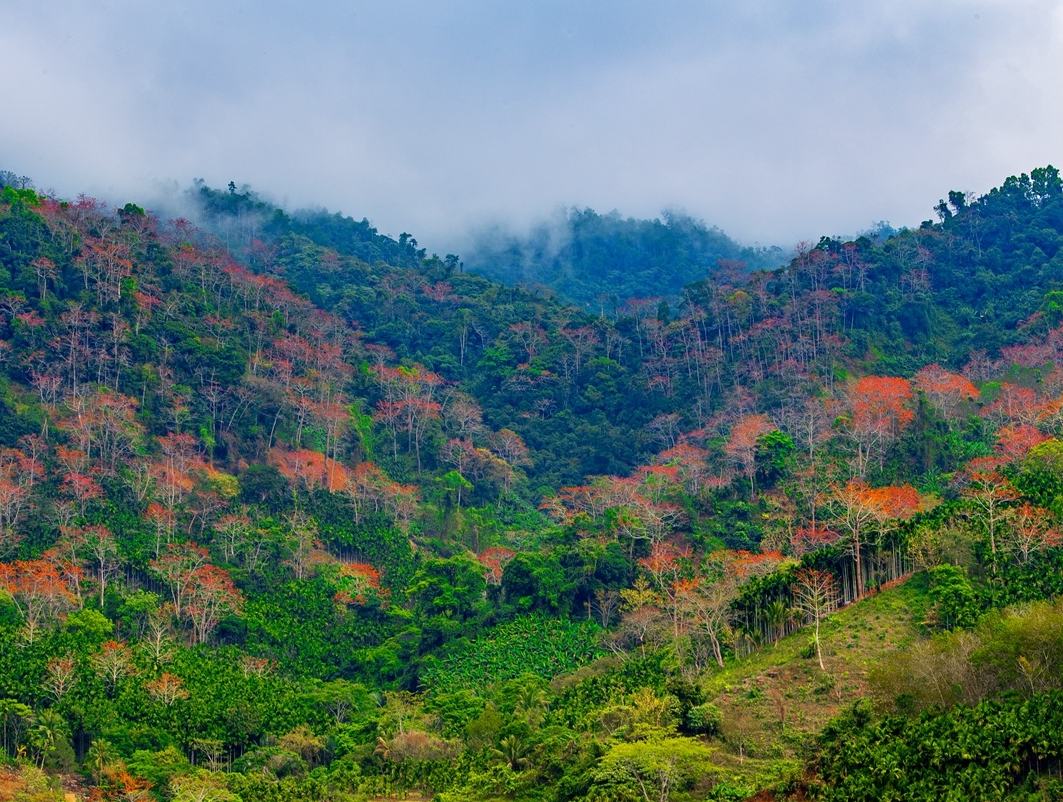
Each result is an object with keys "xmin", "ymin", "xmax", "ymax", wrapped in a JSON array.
[
  {"xmin": 29, "ymin": 708, "xmax": 68, "ymax": 768},
  {"xmin": 493, "ymin": 734, "xmax": 531, "ymax": 771},
  {"xmin": 86, "ymin": 737, "xmax": 116, "ymax": 784},
  {"xmin": 764, "ymin": 598, "xmax": 791, "ymax": 644},
  {"xmin": 514, "ymin": 682, "xmax": 547, "ymax": 726}
]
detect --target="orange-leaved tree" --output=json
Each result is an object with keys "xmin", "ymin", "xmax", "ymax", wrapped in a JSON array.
[{"xmin": 845, "ymin": 376, "xmax": 914, "ymax": 478}]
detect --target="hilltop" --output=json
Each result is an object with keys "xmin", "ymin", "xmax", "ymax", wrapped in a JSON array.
[
  {"xmin": 460, "ymin": 208, "xmax": 787, "ymax": 310},
  {"xmin": 0, "ymin": 166, "xmax": 1061, "ymax": 799}
]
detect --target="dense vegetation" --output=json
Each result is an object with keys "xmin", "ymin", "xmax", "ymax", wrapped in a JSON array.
[
  {"xmin": 461, "ymin": 208, "xmax": 787, "ymax": 309},
  {"xmin": 0, "ymin": 165, "xmax": 1062, "ymax": 800}
]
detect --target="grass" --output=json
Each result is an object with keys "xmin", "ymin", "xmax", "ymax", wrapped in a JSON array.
[{"xmin": 698, "ymin": 574, "xmax": 932, "ymax": 789}]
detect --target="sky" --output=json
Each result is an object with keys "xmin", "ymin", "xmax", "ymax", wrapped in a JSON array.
[{"xmin": 3, "ymin": 0, "xmax": 1063, "ymax": 251}]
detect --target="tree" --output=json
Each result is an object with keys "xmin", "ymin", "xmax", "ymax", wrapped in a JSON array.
[
  {"xmin": 149, "ymin": 542, "xmax": 208, "ymax": 617},
  {"xmin": 284, "ymin": 510, "xmax": 324, "ymax": 581},
  {"xmin": 28, "ymin": 708, "xmax": 70, "ymax": 770},
  {"xmin": 983, "ymin": 382, "xmax": 1040, "ymax": 426},
  {"xmin": 827, "ymin": 481, "xmax": 920, "ymax": 599},
  {"xmin": 145, "ymin": 672, "xmax": 189, "ymax": 706},
  {"xmin": 0, "ymin": 445, "xmax": 39, "ymax": 553},
  {"xmin": 792, "ymin": 568, "xmax": 839, "ymax": 671},
  {"xmin": 677, "ymin": 555, "xmax": 747, "ymax": 669},
  {"xmin": 409, "ymin": 556, "xmax": 487, "ymax": 644},
  {"xmin": 725, "ymin": 414, "xmax": 775, "ymax": 496},
  {"xmin": 438, "ymin": 468, "xmax": 473, "ymax": 510},
  {"xmin": 185, "ymin": 564, "xmax": 243, "ymax": 644},
  {"xmin": 657, "ymin": 443, "xmax": 711, "ymax": 496},
  {"xmin": 344, "ymin": 461, "xmax": 419, "ymax": 530},
  {"xmin": 92, "ymin": 640, "xmax": 134, "ymax": 691},
  {"xmin": 44, "ymin": 656, "xmax": 76, "ymax": 701},
  {"xmin": 331, "ymin": 561, "xmax": 383, "ymax": 607},
  {"xmin": 477, "ymin": 546, "xmax": 516, "ymax": 586},
  {"xmin": 960, "ymin": 456, "xmax": 1019, "ymax": 565},
  {"xmin": 592, "ymin": 737, "xmax": 716, "ymax": 802},
  {"xmin": 31, "ymin": 255, "xmax": 57, "ymax": 301},
  {"xmin": 59, "ymin": 388, "xmax": 143, "ymax": 475},
  {"xmin": 0, "ymin": 699, "xmax": 33, "ymax": 757},
  {"xmin": 80, "ymin": 525, "xmax": 120, "ymax": 607},
  {"xmin": 845, "ymin": 376, "xmax": 914, "ymax": 477},
  {"xmin": 1003, "ymin": 503, "xmax": 1061, "ymax": 563},
  {"xmin": 996, "ymin": 424, "xmax": 1048, "ymax": 460},
  {"xmin": 0, "ymin": 560, "xmax": 75, "ymax": 641},
  {"xmin": 639, "ymin": 541, "xmax": 693, "ymax": 641},
  {"xmin": 372, "ymin": 364, "xmax": 444, "ymax": 471},
  {"xmin": 790, "ymin": 524, "xmax": 841, "ymax": 557},
  {"xmin": 611, "ymin": 576, "xmax": 667, "ymax": 657},
  {"xmin": 142, "ymin": 606, "xmax": 176, "ymax": 667},
  {"xmin": 914, "ymin": 364, "xmax": 979, "ymax": 424}
]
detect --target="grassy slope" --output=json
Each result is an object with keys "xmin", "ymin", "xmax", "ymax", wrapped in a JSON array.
[{"xmin": 699, "ymin": 575, "xmax": 932, "ymax": 791}]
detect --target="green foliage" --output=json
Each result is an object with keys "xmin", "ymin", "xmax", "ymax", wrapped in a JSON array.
[
  {"xmin": 464, "ymin": 208, "xmax": 785, "ymax": 309},
  {"xmin": 814, "ymin": 693, "xmax": 1063, "ymax": 801},
  {"xmin": 756, "ymin": 429, "xmax": 796, "ymax": 485},
  {"xmin": 925, "ymin": 565, "xmax": 980, "ymax": 631},
  {"xmin": 420, "ymin": 615, "xmax": 601, "ymax": 694},
  {"xmin": 501, "ymin": 551, "xmax": 576, "ymax": 615},
  {"xmin": 980, "ymin": 550, "xmax": 1063, "ymax": 610},
  {"xmin": 1014, "ymin": 439, "xmax": 1063, "ymax": 514},
  {"xmin": 409, "ymin": 555, "xmax": 489, "ymax": 648},
  {"xmin": 590, "ymin": 737, "xmax": 718, "ymax": 802},
  {"xmin": 871, "ymin": 596, "xmax": 1063, "ymax": 714},
  {"xmin": 684, "ymin": 702, "xmax": 723, "ymax": 736}
]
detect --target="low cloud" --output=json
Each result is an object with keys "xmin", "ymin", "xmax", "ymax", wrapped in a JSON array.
[{"xmin": 2, "ymin": 1, "xmax": 1061, "ymax": 252}]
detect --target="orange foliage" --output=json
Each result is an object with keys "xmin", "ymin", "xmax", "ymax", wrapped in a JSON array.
[
  {"xmin": 87, "ymin": 763, "xmax": 152, "ymax": 802},
  {"xmin": 725, "ymin": 414, "xmax": 775, "ymax": 492},
  {"xmin": 914, "ymin": 363, "xmax": 979, "ymax": 422},
  {"xmin": 861, "ymin": 484, "xmax": 922, "ymax": 519},
  {"xmin": 0, "ymin": 559, "xmax": 75, "ymax": 638},
  {"xmin": 639, "ymin": 540, "xmax": 692, "ymax": 578},
  {"xmin": 847, "ymin": 376, "xmax": 914, "ymax": 475},
  {"xmin": 1005, "ymin": 503, "xmax": 1062, "ymax": 563},
  {"xmin": 344, "ymin": 461, "xmax": 419, "ymax": 529},
  {"xmin": 270, "ymin": 447, "xmax": 350, "ymax": 492},
  {"xmin": 730, "ymin": 549, "xmax": 785, "ymax": 579},
  {"xmin": 477, "ymin": 546, "xmax": 516, "ymax": 585},
  {"xmin": 995, "ymin": 424, "xmax": 1048, "ymax": 460},
  {"xmin": 145, "ymin": 672, "xmax": 189, "ymax": 705},
  {"xmin": 851, "ymin": 376, "xmax": 914, "ymax": 429},
  {"xmin": 983, "ymin": 383, "xmax": 1041, "ymax": 426},
  {"xmin": 0, "ymin": 445, "xmax": 39, "ymax": 541},
  {"xmin": 828, "ymin": 480, "xmax": 922, "ymax": 598},
  {"xmin": 657, "ymin": 443, "xmax": 711, "ymax": 494},
  {"xmin": 333, "ymin": 561, "xmax": 384, "ymax": 606},
  {"xmin": 790, "ymin": 525, "xmax": 841, "ymax": 556},
  {"xmin": 185, "ymin": 563, "xmax": 243, "ymax": 644}
]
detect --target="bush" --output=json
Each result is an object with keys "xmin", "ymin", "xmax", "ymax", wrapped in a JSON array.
[
  {"xmin": 684, "ymin": 702, "xmax": 723, "ymax": 736},
  {"xmin": 799, "ymin": 638, "xmax": 818, "ymax": 660}
]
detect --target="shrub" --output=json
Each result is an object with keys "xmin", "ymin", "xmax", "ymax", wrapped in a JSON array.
[{"xmin": 685, "ymin": 702, "xmax": 723, "ymax": 736}]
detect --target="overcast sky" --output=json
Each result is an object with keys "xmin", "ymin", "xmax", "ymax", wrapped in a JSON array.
[{"xmin": 3, "ymin": 1, "xmax": 1062, "ymax": 251}]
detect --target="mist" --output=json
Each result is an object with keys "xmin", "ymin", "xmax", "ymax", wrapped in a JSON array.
[{"xmin": 3, "ymin": 1, "xmax": 1062, "ymax": 253}]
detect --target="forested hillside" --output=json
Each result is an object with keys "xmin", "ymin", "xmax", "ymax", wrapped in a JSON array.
[
  {"xmin": 0, "ymin": 166, "xmax": 1062, "ymax": 800},
  {"xmin": 461, "ymin": 208, "xmax": 786, "ymax": 309}
]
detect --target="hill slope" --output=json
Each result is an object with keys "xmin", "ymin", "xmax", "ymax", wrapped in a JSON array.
[
  {"xmin": 462, "ymin": 207, "xmax": 786, "ymax": 309},
  {"xmin": 0, "ymin": 168, "xmax": 1061, "ymax": 800}
]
